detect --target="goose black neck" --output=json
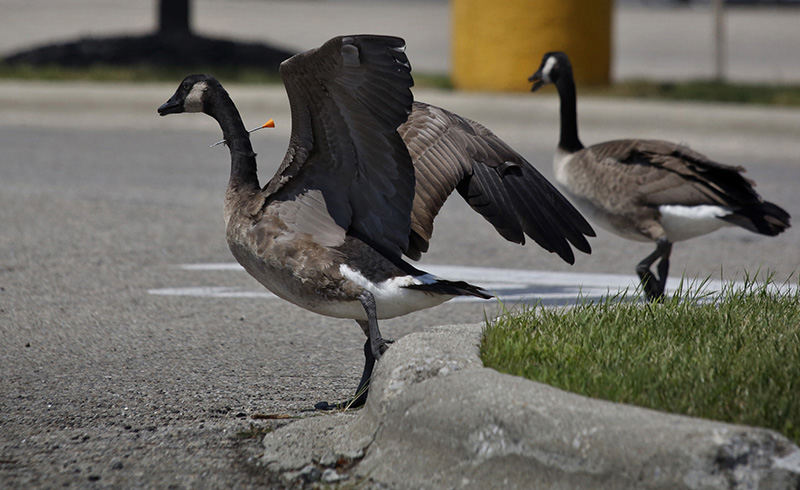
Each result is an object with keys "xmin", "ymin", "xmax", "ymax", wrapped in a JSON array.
[
  {"xmin": 207, "ymin": 88, "xmax": 259, "ymax": 189},
  {"xmin": 555, "ymin": 67, "xmax": 584, "ymax": 153}
]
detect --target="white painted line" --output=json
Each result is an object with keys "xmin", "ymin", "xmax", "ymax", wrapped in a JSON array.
[
  {"xmin": 148, "ymin": 286, "xmax": 276, "ymax": 299},
  {"xmin": 147, "ymin": 263, "xmax": 789, "ymax": 303},
  {"xmin": 178, "ymin": 263, "xmax": 241, "ymax": 271}
]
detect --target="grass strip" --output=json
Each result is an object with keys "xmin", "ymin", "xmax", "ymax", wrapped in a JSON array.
[
  {"xmin": 584, "ymin": 79, "xmax": 800, "ymax": 107},
  {"xmin": 481, "ymin": 279, "xmax": 800, "ymax": 444}
]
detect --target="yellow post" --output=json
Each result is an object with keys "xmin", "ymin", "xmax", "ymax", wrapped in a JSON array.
[{"xmin": 452, "ymin": 0, "xmax": 612, "ymax": 91}]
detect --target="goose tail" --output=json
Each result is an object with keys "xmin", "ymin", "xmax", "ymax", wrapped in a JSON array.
[
  {"xmin": 722, "ymin": 200, "xmax": 791, "ymax": 236},
  {"xmin": 406, "ymin": 278, "xmax": 493, "ymax": 299}
]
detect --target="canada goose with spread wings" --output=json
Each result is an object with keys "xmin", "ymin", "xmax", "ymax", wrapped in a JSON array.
[
  {"xmin": 529, "ymin": 51, "xmax": 790, "ymax": 300},
  {"xmin": 157, "ymin": 36, "xmax": 594, "ymax": 409}
]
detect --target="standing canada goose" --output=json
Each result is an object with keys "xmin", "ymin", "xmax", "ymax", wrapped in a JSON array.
[
  {"xmin": 529, "ymin": 51, "xmax": 791, "ymax": 300},
  {"xmin": 157, "ymin": 36, "xmax": 594, "ymax": 409}
]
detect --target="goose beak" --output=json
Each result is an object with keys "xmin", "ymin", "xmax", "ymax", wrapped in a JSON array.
[
  {"xmin": 157, "ymin": 96, "xmax": 183, "ymax": 116},
  {"xmin": 528, "ymin": 72, "xmax": 545, "ymax": 92}
]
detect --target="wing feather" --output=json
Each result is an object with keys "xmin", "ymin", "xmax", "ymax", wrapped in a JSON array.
[
  {"xmin": 401, "ymin": 102, "xmax": 594, "ymax": 263},
  {"xmin": 584, "ymin": 139, "xmax": 763, "ymax": 208},
  {"xmin": 264, "ymin": 35, "xmax": 414, "ymax": 257}
]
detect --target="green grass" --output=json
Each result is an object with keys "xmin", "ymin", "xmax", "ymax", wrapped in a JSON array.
[
  {"xmin": 584, "ymin": 79, "xmax": 800, "ymax": 106},
  {"xmin": 481, "ymin": 280, "xmax": 800, "ymax": 443},
  {"xmin": 4, "ymin": 63, "xmax": 800, "ymax": 105}
]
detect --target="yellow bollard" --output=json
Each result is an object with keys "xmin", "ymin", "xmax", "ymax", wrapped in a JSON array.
[{"xmin": 452, "ymin": 0, "xmax": 612, "ymax": 92}]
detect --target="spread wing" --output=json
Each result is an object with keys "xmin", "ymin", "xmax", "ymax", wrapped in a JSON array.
[
  {"xmin": 400, "ymin": 102, "xmax": 594, "ymax": 264},
  {"xmin": 264, "ymin": 35, "xmax": 415, "ymax": 258},
  {"xmin": 584, "ymin": 139, "xmax": 761, "ymax": 207}
]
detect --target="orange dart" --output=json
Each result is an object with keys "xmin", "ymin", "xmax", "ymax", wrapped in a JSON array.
[{"xmin": 210, "ymin": 119, "xmax": 275, "ymax": 148}]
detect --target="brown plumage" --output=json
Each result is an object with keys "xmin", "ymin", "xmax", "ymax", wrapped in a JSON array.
[
  {"xmin": 400, "ymin": 102, "xmax": 594, "ymax": 263},
  {"xmin": 530, "ymin": 51, "xmax": 790, "ymax": 300}
]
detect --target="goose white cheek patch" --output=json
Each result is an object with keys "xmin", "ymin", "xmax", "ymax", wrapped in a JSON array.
[
  {"xmin": 184, "ymin": 81, "xmax": 208, "ymax": 113},
  {"xmin": 542, "ymin": 56, "xmax": 558, "ymax": 83}
]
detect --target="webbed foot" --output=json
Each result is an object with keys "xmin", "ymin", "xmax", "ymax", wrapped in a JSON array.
[{"xmin": 314, "ymin": 389, "xmax": 367, "ymax": 411}]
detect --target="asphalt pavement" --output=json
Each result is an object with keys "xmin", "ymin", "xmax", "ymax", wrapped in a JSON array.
[
  {"xmin": 2, "ymin": 1, "xmax": 800, "ymax": 487},
  {"xmin": 2, "ymin": 77, "xmax": 799, "ymax": 488}
]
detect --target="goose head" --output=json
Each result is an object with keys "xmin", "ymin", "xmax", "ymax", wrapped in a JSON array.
[
  {"xmin": 529, "ymin": 51, "xmax": 570, "ymax": 92},
  {"xmin": 158, "ymin": 74, "xmax": 219, "ymax": 116}
]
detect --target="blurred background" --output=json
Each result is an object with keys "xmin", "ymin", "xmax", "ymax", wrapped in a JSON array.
[{"xmin": 2, "ymin": 0, "xmax": 800, "ymax": 89}]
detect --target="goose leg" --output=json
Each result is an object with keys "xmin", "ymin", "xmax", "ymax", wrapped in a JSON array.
[
  {"xmin": 655, "ymin": 241, "xmax": 673, "ymax": 295},
  {"xmin": 344, "ymin": 315, "xmax": 394, "ymax": 409},
  {"xmin": 358, "ymin": 290, "xmax": 392, "ymax": 361},
  {"xmin": 314, "ymin": 291, "xmax": 391, "ymax": 410},
  {"xmin": 636, "ymin": 238, "xmax": 671, "ymax": 301},
  {"xmin": 351, "ymin": 336, "xmax": 376, "ymax": 406},
  {"xmin": 314, "ymin": 336, "xmax": 374, "ymax": 410}
]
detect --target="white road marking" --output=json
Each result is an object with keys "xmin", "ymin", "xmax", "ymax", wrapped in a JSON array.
[
  {"xmin": 149, "ymin": 286, "xmax": 276, "ymax": 299},
  {"xmin": 146, "ymin": 263, "xmax": 782, "ymax": 304}
]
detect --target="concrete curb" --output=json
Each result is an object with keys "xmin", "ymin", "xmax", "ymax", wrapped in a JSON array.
[{"xmin": 262, "ymin": 324, "xmax": 800, "ymax": 488}]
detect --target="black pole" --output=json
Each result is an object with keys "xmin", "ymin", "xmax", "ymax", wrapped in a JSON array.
[{"xmin": 158, "ymin": 0, "xmax": 191, "ymax": 36}]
